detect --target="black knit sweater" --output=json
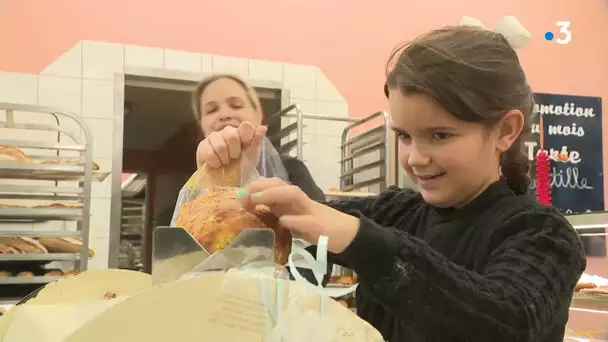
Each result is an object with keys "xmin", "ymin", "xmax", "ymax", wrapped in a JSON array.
[{"xmin": 326, "ymin": 178, "xmax": 586, "ymax": 342}]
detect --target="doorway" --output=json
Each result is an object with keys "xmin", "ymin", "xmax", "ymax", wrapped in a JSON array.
[{"xmin": 119, "ymin": 74, "xmax": 283, "ymax": 273}]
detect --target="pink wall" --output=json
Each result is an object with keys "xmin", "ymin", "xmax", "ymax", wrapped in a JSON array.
[{"xmin": 1, "ymin": 0, "xmax": 607, "ymax": 185}]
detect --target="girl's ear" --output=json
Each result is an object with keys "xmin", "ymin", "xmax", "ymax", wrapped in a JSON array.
[{"xmin": 495, "ymin": 110, "xmax": 524, "ymax": 153}]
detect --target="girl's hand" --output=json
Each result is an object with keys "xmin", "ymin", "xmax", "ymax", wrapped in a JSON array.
[
  {"xmin": 237, "ymin": 177, "xmax": 360, "ymax": 253},
  {"xmin": 196, "ymin": 122, "xmax": 267, "ymax": 168}
]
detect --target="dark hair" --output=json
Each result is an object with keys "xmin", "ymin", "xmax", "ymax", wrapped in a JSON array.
[
  {"xmin": 385, "ymin": 25, "xmax": 534, "ymax": 195},
  {"xmin": 191, "ymin": 74, "xmax": 263, "ymax": 123}
]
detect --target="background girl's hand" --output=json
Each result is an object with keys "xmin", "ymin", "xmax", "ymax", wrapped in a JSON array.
[
  {"xmin": 237, "ymin": 177, "xmax": 360, "ymax": 253},
  {"xmin": 196, "ymin": 122, "xmax": 267, "ymax": 168}
]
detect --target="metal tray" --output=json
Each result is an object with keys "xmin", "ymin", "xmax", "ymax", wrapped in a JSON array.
[
  {"xmin": 0, "ymin": 230, "xmax": 81, "ymax": 237},
  {"xmin": 0, "ymin": 276, "xmax": 62, "ymax": 286},
  {"xmin": 0, "ymin": 207, "xmax": 84, "ymax": 221},
  {"xmin": 571, "ymin": 293, "xmax": 608, "ymax": 312},
  {"xmin": 0, "ymin": 253, "xmax": 79, "ymax": 262},
  {"xmin": 0, "ymin": 162, "xmax": 110, "ymax": 182}
]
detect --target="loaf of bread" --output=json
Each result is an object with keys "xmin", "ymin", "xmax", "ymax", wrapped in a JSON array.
[
  {"xmin": 39, "ymin": 237, "xmax": 95, "ymax": 257},
  {"xmin": 0, "ymin": 243, "xmax": 20, "ymax": 254},
  {"xmin": 0, "ymin": 237, "xmax": 48, "ymax": 253},
  {"xmin": 174, "ymin": 184, "xmax": 292, "ymax": 265}
]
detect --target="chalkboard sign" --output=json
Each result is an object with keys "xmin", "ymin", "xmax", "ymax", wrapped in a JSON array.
[
  {"xmin": 526, "ymin": 93, "xmax": 605, "ymax": 256},
  {"xmin": 527, "ymin": 93, "xmax": 604, "ymax": 214}
]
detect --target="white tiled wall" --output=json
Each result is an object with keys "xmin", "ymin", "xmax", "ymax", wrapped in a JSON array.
[{"xmin": 0, "ymin": 40, "xmax": 350, "ymax": 270}]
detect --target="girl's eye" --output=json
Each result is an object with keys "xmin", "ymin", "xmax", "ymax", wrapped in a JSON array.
[{"xmin": 433, "ymin": 132, "xmax": 452, "ymax": 140}]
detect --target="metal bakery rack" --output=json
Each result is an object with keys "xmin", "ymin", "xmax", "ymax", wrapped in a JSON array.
[
  {"xmin": 0, "ymin": 103, "xmax": 110, "ymax": 292},
  {"xmin": 119, "ymin": 173, "xmax": 146, "ymax": 271}
]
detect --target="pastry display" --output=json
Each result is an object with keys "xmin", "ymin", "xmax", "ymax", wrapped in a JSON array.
[
  {"xmin": 174, "ymin": 184, "xmax": 292, "ymax": 265},
  {"xmin": 17, "ymin": 272, "xmax": 33, "ymax": 278},
  {"xmin": 39, "ymin": 237, "xmax": 95, "ymax": 257},
  {"xmin": 0, "ymin": 146, "xmax": 29, "ymax": 163},
  {"xmin": 0, "ymin": 237, "xmax": 48, "ymax": 254}
]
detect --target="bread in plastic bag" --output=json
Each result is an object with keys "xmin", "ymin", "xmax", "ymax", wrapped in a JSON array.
[{"xmin": 170, "ymin": 144, "xmax": 292, "ymax": 266}]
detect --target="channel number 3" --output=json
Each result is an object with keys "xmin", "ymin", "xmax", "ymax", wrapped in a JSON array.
[{"xmin": 556, "ymin": 21, "xmax": 572, "ymax": 45}]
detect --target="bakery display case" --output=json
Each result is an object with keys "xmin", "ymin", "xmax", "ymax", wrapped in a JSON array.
[
  {"xmin": 567, "ymin": 212, "xmax": 608, "ymax": 340},
  {"xmin": 0, "ymin": 103, "xmax": 109, "ymax": 299}
]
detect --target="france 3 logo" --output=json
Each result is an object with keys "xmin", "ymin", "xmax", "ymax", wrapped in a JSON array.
[{"xmin": 545, "ymin": 21, "xmax": 572, "ymax": 45}]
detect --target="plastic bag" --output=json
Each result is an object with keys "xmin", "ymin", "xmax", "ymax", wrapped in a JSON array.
[
  {"xmin": 168, "ymin": 137, "xmax": 292, "ymax": 272},
  {"xmin": 170, "ymin": 137, "xmax": 288, "ymax": 226}
]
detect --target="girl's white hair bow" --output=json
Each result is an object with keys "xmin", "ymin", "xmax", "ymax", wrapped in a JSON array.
[{"xmin": 460, "ymin": 16, "xmax": 531, "ymax": 49}]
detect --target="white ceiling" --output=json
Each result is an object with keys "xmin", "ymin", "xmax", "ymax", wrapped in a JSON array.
[{"xmin": 123, "ymin": 86, "xmax": 194, "ymax": 151}]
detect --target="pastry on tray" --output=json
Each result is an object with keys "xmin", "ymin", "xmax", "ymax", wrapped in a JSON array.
[
  {"xmin": 0, "ymin": 243, "xmax": 21, "ymax": 254},
  {"xmin": 330, "ymin": 275, "xmax": 357, "ymax": 286},
  {"xmin": 0, "ymin": 237, "xmax": 48, "ymax": 254},
  {"xmin": 63, "ymin": 270, "xmax": 80, "ymax": 276},
  {"xmin": 35, "ymin": 203, "xmax": 83, "ymax": 209},
  {"xmin": 0, "ymin": 146, "xmax": 29, "ymax": 163},
  {"xmin": 0, "ymin": 271, "xmax": 10, "ymax": 278},
  {"xmin": 45, "ymin": 270, "xmax": 64, "ymax": 277},
  {"xmin": 0, "ymin": 203, "xmax": 25, "ymax": 208},
  {"xmin": 39, "ymin": 237, "xmax": 95, "ymax": 257},
  {"xmin": 17, "ymin": 271, "xmax": 34, "ymax": 278},
  {"xmin": 574, "ymin": 282, "xmax": 597, "ymax": 292},
  {"xmin": 41, "ymin": 159, "xmax": 100, "ymax": 170},
  {"xmin": 174, "ymin": 182, "xmax": 292, "ymax": 265},
  {"xmin": 580, "ymin": 286, "xmax": 608, "ymax": 296}
]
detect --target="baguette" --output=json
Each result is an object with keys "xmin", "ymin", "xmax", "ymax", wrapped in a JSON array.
[
  {"xmin": 0, "ymin": 243, "xmax": 21, "ymax": 254},
  {"xmin": 0, "ymin": 237, "xmax": 48, "ymax": 253},
  {"xmin": 39, "ymin": 237, "xmax": 95, "ymax": 257}
]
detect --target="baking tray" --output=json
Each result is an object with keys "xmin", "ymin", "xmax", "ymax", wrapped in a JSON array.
[
  {"xmin": 0, "ymin": 276, "xmax": 62, "ymax": 286},
  {"xmin": 0, "ymin": 162, "xmax": 110, "ymax": 182},
  {"xmin": 0, "ymin": 253, "xmax": 79, "ymax": 268},
  {"xmin": 571, "ymin": 293, "xmax": 608, "ymax": 312},
  {"xmin": 0, "ymin": 207, "xmax": 84, "ymax": 221},
  {"xmin": 0, "ymin": 253, "xmax": 79, "ymax": 262}
]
